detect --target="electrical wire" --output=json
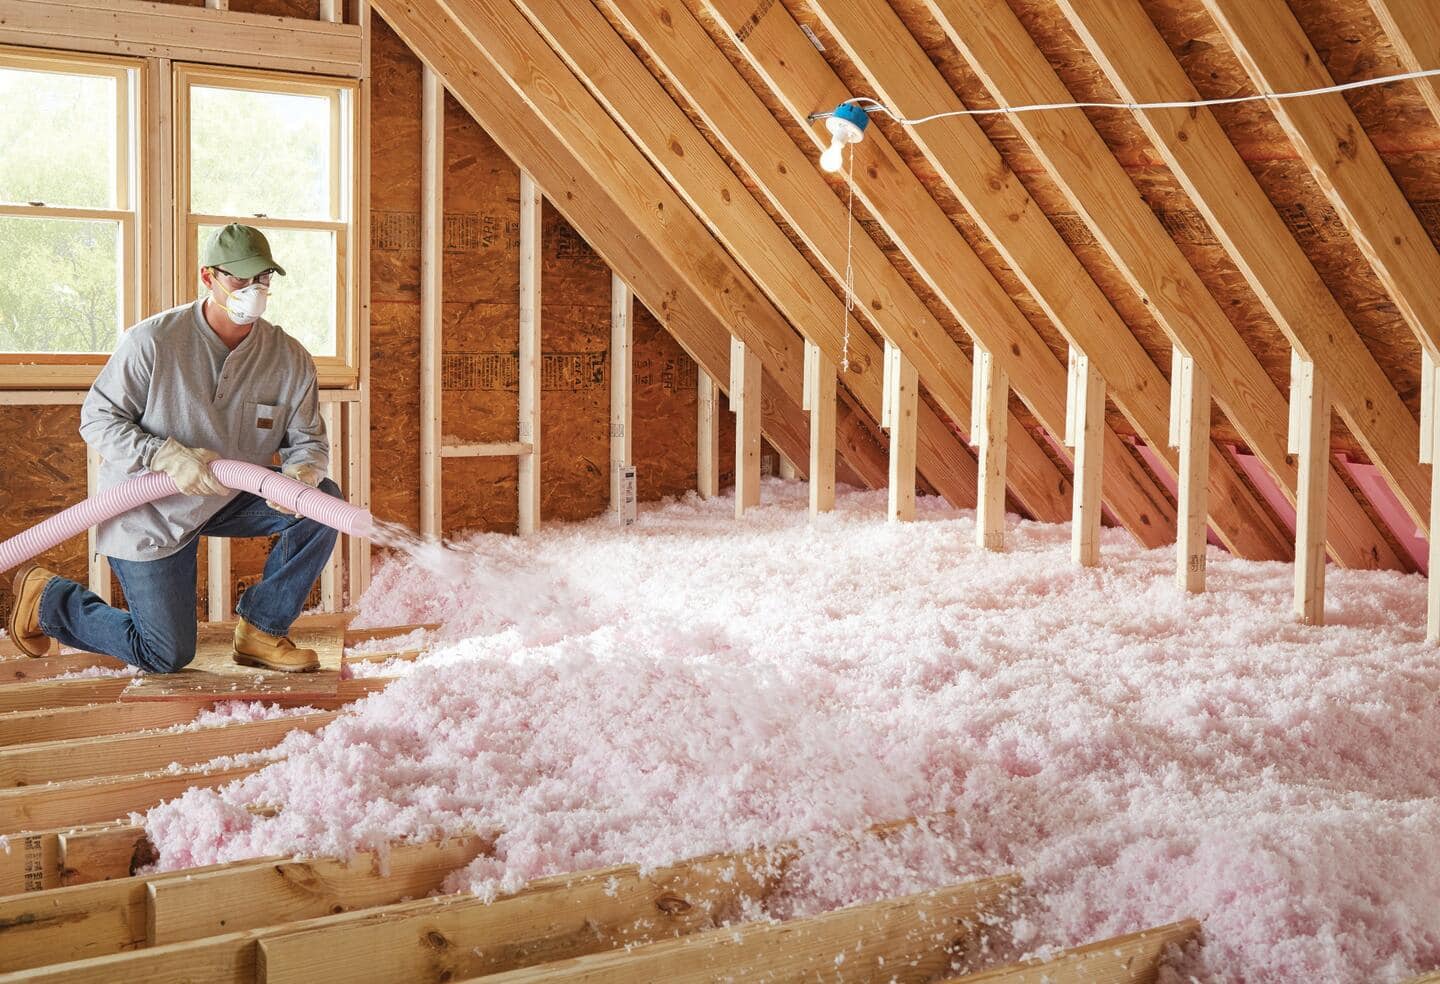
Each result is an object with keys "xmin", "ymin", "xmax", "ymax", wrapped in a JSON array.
[{"xmin": 806, "ymin": 66, "xmax": 1440, "ymax": 124}]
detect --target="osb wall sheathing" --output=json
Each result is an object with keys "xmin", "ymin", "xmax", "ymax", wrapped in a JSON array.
[
  {"xmin": 0, "ymin": 407, "xmax": 87, "ymax": 627},
  {"xmin": 371, "ymin": 18, "xmax": 710, "ymax": 544}
]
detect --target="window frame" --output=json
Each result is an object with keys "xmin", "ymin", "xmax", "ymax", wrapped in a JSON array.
[
  {"xmin": 0, "ymin": 46, "xmax": 140, "ymax": 385},
  {"xmin": 175, "ymin": 63, "xmax": 358, "ymax": 384}
]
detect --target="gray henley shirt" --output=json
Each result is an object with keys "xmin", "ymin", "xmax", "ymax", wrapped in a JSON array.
[{"xmin": 80, "ymin": 299, "xmax": 329, "ymax": 562}]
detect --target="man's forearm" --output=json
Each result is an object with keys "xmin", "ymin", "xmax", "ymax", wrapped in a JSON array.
[{"xmin": 79, "ymin": 404, "xmax": 164, "ymax": 474}]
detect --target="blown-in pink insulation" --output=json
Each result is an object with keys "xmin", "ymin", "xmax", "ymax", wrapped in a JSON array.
[{"xmin": 142, "ymin": 481, "xmax": 1440, "ymax": 981}]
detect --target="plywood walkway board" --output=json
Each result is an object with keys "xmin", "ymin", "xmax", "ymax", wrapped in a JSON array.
[
  {"xmin": 1056, "ymin": 0, "xmax": 1429, "ymax": 538},
  {"xmin": 944, "ymin": 919, "xmax": 1200, "ymax": 983},
  {"xmin": 118, "ymin": 625, "xmax": 344, "ymax": 702},
  {"xmin": 1204, "ymin": 0, "xmax": 1440, "ymax": 362},
  {"xmin": 521, "ymin": 0, "xmax": 1062, "ymax": 522},
  {"xmin": 808, "ymin": 0, "xmax": 1292, "ymax": 562},
  {"xmin": 925, "ymin": 0, "xmax": 1401, "ymax": 572},
  {"xmin": 694, "ymin": 0, "xmax": 1180, "ymax": 540},
  {"xmin": 373, "ymin": 0, "xmax": 887, "ymax": 493},
  {"xmin": 0, "ymin": 712, "xmax": 333, "ymax": 788},
  {"xmin": 256, "ymin": 845, "xmax": 787, "ymax": 984},
  {"xmin": 0, "ymin": 0, "xmax": 364, "ymax": 76},
  {"xmin": 464, "ymin": 875, "xmax": 1022, "ymax": 984}
]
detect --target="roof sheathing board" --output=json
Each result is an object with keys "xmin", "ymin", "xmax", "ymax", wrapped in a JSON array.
[
  {"xmin": 1141, "ymin": 0, "xmax": 1430, "ymax": 436},
  {"xmin": 884, "ymin": 0, "xmax": 1305, "ymax": 457}
]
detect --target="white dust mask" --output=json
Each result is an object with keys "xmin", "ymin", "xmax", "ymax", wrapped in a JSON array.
[{"xmin": 221, "ymin": 283, "xmax": 268, "ymax": 325}]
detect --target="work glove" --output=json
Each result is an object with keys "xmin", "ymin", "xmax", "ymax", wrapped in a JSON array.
[
  {"xmin": 151, "ymin": 437, "xmax": 228, "ymax": 497},
  {"xmin": 267, "ymin": 462, "xmax": 327, "ymax": 517}
]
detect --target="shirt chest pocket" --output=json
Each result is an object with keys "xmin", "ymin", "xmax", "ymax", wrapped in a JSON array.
[{"xmin": 243, "ymin": 401, "xmax": 287, "ymax": 450}]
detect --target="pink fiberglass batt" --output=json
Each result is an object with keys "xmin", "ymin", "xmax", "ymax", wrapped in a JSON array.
[{"xmin": 143, "ymin": 480, "xmax": 1440, "ymax": 982}]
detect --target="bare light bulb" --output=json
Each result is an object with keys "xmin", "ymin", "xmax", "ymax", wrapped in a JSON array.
[{"xmin": 818, "ymin": 110, "xmax": 867, "ymax": 173}]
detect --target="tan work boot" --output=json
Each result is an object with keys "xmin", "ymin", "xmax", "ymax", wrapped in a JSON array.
[
  {"xmin": 7, "ymin": 563, "xmax": 57, "ymax": 658},
  {"xmin": 233, "ymin": 618, "xmax": 320, "ymax": 673}
]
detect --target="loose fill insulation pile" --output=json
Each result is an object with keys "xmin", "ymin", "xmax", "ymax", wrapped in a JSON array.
[{"xmin": 142, "ymin": 480, "xmax": 1440, "ymax": 982}]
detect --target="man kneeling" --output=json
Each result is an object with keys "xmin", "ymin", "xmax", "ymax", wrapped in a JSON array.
[{"xmin": 7, "ymin": 225, "xmax": 336, "ymax": 674}]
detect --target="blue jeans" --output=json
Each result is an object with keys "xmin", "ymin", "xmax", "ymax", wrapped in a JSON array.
[{"xmin": 36, "ymin": 477, "xmax": 341, "ymax": 673}]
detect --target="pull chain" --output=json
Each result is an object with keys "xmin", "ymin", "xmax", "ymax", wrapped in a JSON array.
[{"xmin": 841, "ymin": 142, "xmax": 855, "ymax": 374}]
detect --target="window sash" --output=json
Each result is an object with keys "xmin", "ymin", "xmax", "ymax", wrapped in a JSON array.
[
  {"xmin": 175, "ymin": 63, "xmax": 357, "ymax": 373},
  {"xmin": 182, "ymin": 215, "xmax": 347, "ymax": 363},
  {"xmin": 0, "ymin": 48, "xmax": 138, "ymax": 377},
  {"xmin": 0, "ymin": 48, "xmax": 133, "ymax": 213},
  {"xmin": 0, "ymin": 50, "xmax": 358, "ymax": 386}
]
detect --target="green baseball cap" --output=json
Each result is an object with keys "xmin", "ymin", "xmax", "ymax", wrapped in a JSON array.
[{"xmin": 201, "ymin": 223, "xmax": 286, "ymax": 279}]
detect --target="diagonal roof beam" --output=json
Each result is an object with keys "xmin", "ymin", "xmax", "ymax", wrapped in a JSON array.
[
  {"xmin": 1367, "ymin": 0, "xmax": 1440, "ymax": 126},
  {"xmin": 1056, "ymin": 0, "xmax": 1429, "ymax": 537},
  {"xmin": 693, "ymin": 0, "xmax": 1175, "ymax": 546},
  {"xmin": 810, "ymin": 0, "xmax": 1291, "ymax": 561},
  {"xmin": 925, "ymin": 0, "xmax": 1403, "ymax": 570},
  {"xmin": 499, "ymin": 0, "xmax": 1024, "ymax": 516},
  {"xmin": 1203, "ymin": 0, "xmax": 1440, "ymax": 362},
  {"xmin": 499, "ymin": 0, "xmax": 1070, "ymax": 523},
  {"xmin": 372, "ymin": 0, "xmax": 889, "ymax": 493}
]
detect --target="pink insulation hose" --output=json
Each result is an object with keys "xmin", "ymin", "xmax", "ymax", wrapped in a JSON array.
[{"xmin": 0, "ymin": 459, "xmax": 372, "ymax": 575}]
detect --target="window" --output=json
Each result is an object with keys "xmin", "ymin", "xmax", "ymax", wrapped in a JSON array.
[
  {"xmin": 178, "ymin": 66, "xmax": 354, "ymax": 365},
  {"xmin": 0, "ymin": 51, "xmax": 137, "ymax": 358}
]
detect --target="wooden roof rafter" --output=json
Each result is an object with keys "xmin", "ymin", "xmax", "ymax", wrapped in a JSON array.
[
  {"xmin": 807, "ymin": 0, "xmax": 1296, "ymax": 563},
  {"xmin": 571, "ymin": 0, "xmax": 1069, "ymax": 526},
  {"xmin": 495, "ymin": 0, "xmax": 1017, "ymax": 516},
  {"xmin": 922, "ymin": 0, "xmax": 1404, "ymax": 571},
  {"xmin": 1367, "ymin": 0, "xmax": 1440, "ymax": 126},
  {"xmin": 697, "ymin": 0, "xmax": 1179, "ymax": 548},
  {"xmin": 1053, "ymin": 0, "xmax": 1430, "ymax": 538},
  {"xmin": 1202, "ymin": 0, "xmax": 1440, "ymax": 363}
]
